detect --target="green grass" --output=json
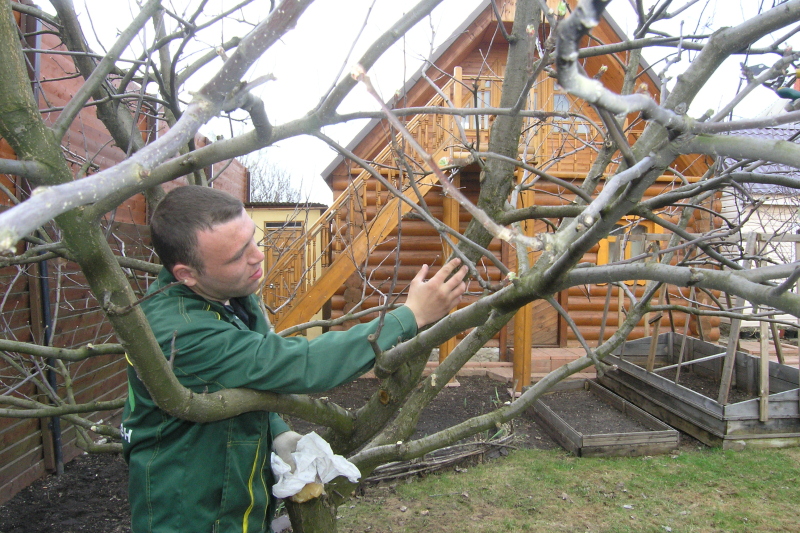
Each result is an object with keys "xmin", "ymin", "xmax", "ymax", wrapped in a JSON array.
[{"xmin": 336, "ymin": 446, "xmax": 800, "ymax": 532}]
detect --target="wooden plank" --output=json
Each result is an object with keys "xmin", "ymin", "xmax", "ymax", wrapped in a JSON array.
[
  {"xmin": 725, "ymin": 389, "xmax": 800, "ymax": 419},
  {"xmin": 0, "ymin": 460, "xmax": 45, "ymax": 506},
  {"xmin": 767, "ymin": 358, "xmax": 800, "ymax": 390},
  {"xmin": 599, "ymin": 371, "xmax": 725, "ymax": 447},
  {"xmin": 529, "ymin": 400, "xmax": 582, "ymax": 455},
  {"xmin": 718, "ymin": 233, "xmax": 757, "ymax": 404},
  {"xmin": 579, "ymin": 442, "xmax": 678, "ymax": 458},
  {"xmin": 603, "ymin": 334, "xmax": 800, "ymax": 447},
  {"xmin": 530, "ymin": 380, "xmax": 678, "ymax": 457},
  {"xmin": 600, "ymin": 356, "xmax": 726, "ymax": 427},
  {"xmin": 589, "ymin": 381, "xmax": 676, "ymax": 432},
  {"xmin": 724, "ymin": 416, "xmax": 800, "ymax": 438},
  {"xmin": 581, "ymin": 426, "xmax": 677, "ymax": 444},
  {"xmin": 760, "ymin": 318, "xmax": 770, "ymax": 422},
  {"xmin": 0, "ymin": 428, "xmax": 43, "ymax": 468}
]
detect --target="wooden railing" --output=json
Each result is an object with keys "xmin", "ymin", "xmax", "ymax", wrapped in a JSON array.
[{"xmin": 263, "ymin": 73, "xmax": 471, "ymax": 330}]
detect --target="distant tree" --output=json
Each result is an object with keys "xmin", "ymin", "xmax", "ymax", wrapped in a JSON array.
[{"xmin": 244, "ymin": 155, "xmax": 304, "ymax": 203}]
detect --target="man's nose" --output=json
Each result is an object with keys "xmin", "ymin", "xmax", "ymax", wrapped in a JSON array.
[{"xmin": 251, "ymin": 244, "xmax": 265, "ymax": 263}]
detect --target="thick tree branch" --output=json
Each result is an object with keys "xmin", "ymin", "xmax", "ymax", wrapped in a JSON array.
[{"xmin": 0, "ymin": 0, "xmax": 312, "ymax": 253}]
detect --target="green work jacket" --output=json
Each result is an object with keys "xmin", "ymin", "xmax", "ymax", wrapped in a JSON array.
[{"xmin": 122, "ymin": 268, "xmax": 417, "ymax": 533}]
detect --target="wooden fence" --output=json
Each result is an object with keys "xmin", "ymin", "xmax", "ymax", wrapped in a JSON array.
[{"xmin": 0, "ymin": 220, "xmax": 151, "ymax": 504}]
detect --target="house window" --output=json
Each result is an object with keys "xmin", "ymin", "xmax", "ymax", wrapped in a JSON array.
[
  {"xmin": 462, "ymin": 79, "xmax": 492, "ymax": 130},
  {"xmin": 553, "ymin": 94, "xmax": 570, "ymax": 114},
  {"xmin": 553, "ymin": 93, "xmax": 590, "ymax": 135}
]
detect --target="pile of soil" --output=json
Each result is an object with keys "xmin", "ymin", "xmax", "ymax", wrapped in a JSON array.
[{"xmin": 0, "ymin": 375, "xmax": 697, "ymax": 533}]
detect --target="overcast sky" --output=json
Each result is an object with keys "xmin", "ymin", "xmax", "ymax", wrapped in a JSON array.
[{"xmin": 60, "ymin": 0, "xmax": 800, "ymax": 204}]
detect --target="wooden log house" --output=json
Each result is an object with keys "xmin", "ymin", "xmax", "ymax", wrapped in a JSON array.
[{"xmin": 262, "ymin": 0, "xmax": 719, "ymax": 390}]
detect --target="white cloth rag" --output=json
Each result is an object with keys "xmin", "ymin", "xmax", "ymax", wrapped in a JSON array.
[{"xmin": 270, "ymin": 431, "xmax": 361, "ymax": 498}]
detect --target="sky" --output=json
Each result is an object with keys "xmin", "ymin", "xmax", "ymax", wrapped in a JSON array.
[{"xmin": 53, "ymin": 0, "xmax": 800, "ymax": 204}]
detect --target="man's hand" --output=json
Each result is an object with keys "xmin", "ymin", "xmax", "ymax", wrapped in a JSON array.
[
  {"xmin": 273, "ymin": 431, "xmax": 302, "ymax": 472},
  {"xmin": 404, "ymin": 258, "xmax": 469, "ymax": 328}
]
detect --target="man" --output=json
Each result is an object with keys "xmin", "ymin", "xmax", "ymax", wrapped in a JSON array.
[{"xmin": 121, "ymin": 185, "xmax": 468, "ymax": 533}]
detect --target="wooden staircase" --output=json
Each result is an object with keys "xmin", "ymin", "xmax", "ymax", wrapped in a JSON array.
[{"xmin": 263, "ymin": 75, "xmax": 470, "ymax": 332}]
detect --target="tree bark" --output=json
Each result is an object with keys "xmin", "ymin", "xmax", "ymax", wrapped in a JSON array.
[
  {"xmin": 461, "ymin": 0, "xmax": 542, "ymax": 260},
  {"xmin": 285, "ymin": 493, "xmax": 338, "ymax": 533}
]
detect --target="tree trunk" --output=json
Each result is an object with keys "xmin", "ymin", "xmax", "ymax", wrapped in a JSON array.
[
  {"xmin": 285, "ymin": 493, "xmax": 339, "ymax": 533},
  {"xmin": 462, "ymin": 0, "xmax": 541, "ymax": 259}
]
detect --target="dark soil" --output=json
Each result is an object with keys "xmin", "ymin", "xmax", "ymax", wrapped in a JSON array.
[
  {"xmin": 0, "ymin": 375, "xmax": 700, "ymax": 533},
  {"xmin": 540, "ymin": 389, "xmax": 652, "ymax": 435},
  {"xmin": 288, "ymin": 375, "xmax": 558, "ymax": 448},
  {"xmin": 657, "ymin": 368, "xmax": 757, "ymax": 404},
  {"xmin": 0, "ymin": 452, "xmax": 130, "ymax": 533}
]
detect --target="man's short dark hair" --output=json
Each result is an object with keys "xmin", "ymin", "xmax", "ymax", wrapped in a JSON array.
[{"xmin": 150, "ymin": 186, "xmax": 244, "ymax": 274}]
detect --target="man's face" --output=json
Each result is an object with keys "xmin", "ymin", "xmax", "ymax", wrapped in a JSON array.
[{"xmin": 175, "ymin": 209, "xmax": 265, "ymax": 303}]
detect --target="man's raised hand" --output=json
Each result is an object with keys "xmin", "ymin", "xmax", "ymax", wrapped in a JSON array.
[{"xmin": 404, "ymin": 258, "xmax": 469, "ymax": 328}]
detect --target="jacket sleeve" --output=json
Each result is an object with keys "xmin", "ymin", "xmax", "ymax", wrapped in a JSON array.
[
  {"xmin": 270, "ymin": 412, "xmax": 291, "ymax": 439},
  {"xmin": 162, "ymin": 304, "xmax": 417, "ymax": 395}
]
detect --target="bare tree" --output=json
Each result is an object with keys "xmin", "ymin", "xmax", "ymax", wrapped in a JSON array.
[
  {"xmin": 244, "ymin": 154, "xmax": 304, "ymax": 203},
  {"xmin": 2, "ymin": 0, "xmax": 800, "ymax": 531}
]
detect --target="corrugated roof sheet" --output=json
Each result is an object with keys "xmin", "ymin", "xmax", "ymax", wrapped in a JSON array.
[{"xmin": 723, "ymin": 123, "xmax": 800, "ymax": 193}]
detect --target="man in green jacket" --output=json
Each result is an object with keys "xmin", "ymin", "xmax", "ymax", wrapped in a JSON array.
[{"xmin": 121, "ymin": 185, "xmax": 468, "ymax": 533}]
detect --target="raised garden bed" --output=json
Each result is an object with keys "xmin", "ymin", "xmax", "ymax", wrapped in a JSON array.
[
  {"xmin": 529, "ymin": 379, "xmax": 679, "ymax": 457},
  {"xmin": 598, "ymin": 333, "xmax": 800, "ymax": 449}
]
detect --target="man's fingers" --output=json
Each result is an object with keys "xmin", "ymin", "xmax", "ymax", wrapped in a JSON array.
[
  {"xmin": 430, "ymin": 258, "xmax": 463, "ymax": 282},
  {"xmin": 412, "ymin": 263, "xmax": 430, "ymax": 285},
  {"xmin": 447, "ymin": 265, "xmax": 469, "ymax": 287}
]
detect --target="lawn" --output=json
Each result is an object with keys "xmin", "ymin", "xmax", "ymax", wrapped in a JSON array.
[{"xmin": 337, "ymin": 446, "xmax": 800, "ymax": 532}]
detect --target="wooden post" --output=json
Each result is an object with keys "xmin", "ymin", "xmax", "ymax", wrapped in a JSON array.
[
  {"xmin": 645, "ymin": 285, "xmax": 666, "ymax": 372},
  {"xmin": 453, "ymin": 66, "xmax": 463, "ymax": 134},
  {"xmin": 674, "ymin": 287, "xmax": 695, "ymax": 385},
  {"xmin": 513, "ymin": 303, "xmax": 533, "ymax": 393},
  {"xmin": 557, "ymin": 290, "xmax": 569, "ymax": 347},
  {"xmin": 759, "ymin": 313, "xmax": 770, "ymax": 422},
  {"xmin": 597, "ymin": 283, "xmax": 612, "ymax": 347},
  {"xmin": 439, "ymin": 173, "xmax": 461, "ymax": 364},
  {"xmin": 512, "ymin": 173, "xmax": 536, "ymax": 393},
  {"xmin": 718, "ymin": 233, "xmax": 758, "ymax": 405},
  {"xmin": 770, "ymin": 322, "xmax": 785, "ymax": 365}
]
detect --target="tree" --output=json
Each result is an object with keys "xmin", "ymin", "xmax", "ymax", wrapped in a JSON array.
[
  {"xmin": 244, "ymin": 154, "xmax": 305, "ymax": 203},
  {"xmin": 2, "ymin": 0, "xmax": 800, "ymax": 531}
]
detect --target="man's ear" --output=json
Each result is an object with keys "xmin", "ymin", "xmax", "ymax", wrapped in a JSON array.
[{"xmin": 172, "ymin": 263, "xmax": 198, "ymax": 287}]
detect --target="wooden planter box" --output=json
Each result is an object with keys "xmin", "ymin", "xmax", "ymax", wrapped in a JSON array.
[
  {"xmin": 529, "ymin": 379, "xmax": 679, "ymax": 457},
  {"xmin": 598, "ymin": 333, "xmax": 800, "ymax": 449}
]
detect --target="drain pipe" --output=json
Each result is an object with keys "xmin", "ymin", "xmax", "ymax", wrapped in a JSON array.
[{"xmin": 39, "ymin": 257, "xmax": 63, "ymax": 475}]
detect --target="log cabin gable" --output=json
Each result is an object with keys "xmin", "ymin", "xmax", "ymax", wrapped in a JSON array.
[{"xmin": 322, "ymin": 0, "xmax": 705, "ymax": 194}]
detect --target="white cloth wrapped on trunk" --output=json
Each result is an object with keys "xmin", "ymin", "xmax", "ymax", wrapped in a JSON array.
[{"xmin": 270, "ymin": 432, "xmax": 361, "ymax": 498}]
